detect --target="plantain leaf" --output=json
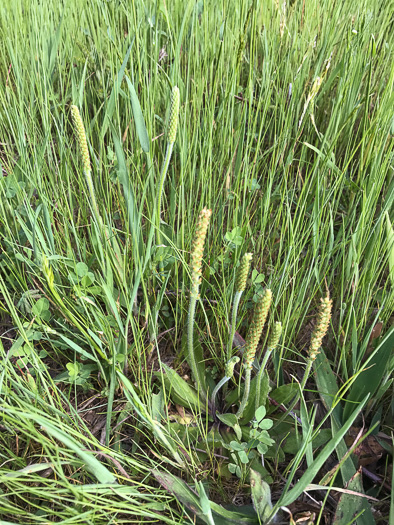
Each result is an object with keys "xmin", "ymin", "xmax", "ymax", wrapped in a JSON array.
[
  {"xmin": 314, "ymin": 347, "xmax": 375, "ymax": 525},
  {"xmin": 275, "ymin": 396, "xmax": 368, "ymax": 511},
  {"xmin": 282, "ymin": 428, "xmax": 332, "ymax": 455},
  {"xmin": 152, "ymin": 470, "xmax": 204, "ymax": 520},
  {"xmin": 313, "ymin": 349, "xmax": 343, "ymax": 425},
  {"xmin": 190, "ymin": 335, "xmax": 209, "ymax": 396},
  {"xmin": 268, "ymin": 383, "xmax": 298, "ymax": 410},
  {"xmin": 152, "ymin": 469, "xmax": 258, "ymax": 524},
  {"xmin": 250, "ymin": 469, "xmax": 272, "ymax": 521},
  {"xmin": 333, "ymin": 469, "xmax": 371, "ymax": 525},
  {"xmin": 217, "ymin": 413, "xmax": 237, "ymax": 427},
  {"xmin": 160, "ymin": 363, "xmax": 202, "ymax": 411},
  {"xmin": 343, "ymin": 328, "xmax": 394, "ymax": 421}
]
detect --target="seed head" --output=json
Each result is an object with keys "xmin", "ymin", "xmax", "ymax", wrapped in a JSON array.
[
  {"xmin": 244, "ymin": 289, "xmax": 273, "ymax": 369},
  {"xmin": 235, "ymin": 253, "xmax": 253, "ymax": 292},
  {"xmin": 267, "ymin": 321, "xmax": 282, "ymax": 351},
  {"xmin": 168, "ymin": 86, "xmax": 180, "ymax": 144},
  {"xmin": 225, "ymin": 356, "xmax": 240, "ymax": 378},
  {"xmin": 309, "ymin": 294, "xmax": 332, "ymax": 360},
  {"xmin": 70, "ymin": 105, "xmax": 91, "ymax": 174},
  {"xmin": 190, "ymin": 208, "xmax": 212, "ymax": 298}
]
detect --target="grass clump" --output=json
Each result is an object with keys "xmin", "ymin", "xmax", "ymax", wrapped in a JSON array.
[{"xmin": 0, "ymin": 0, "xmax": 393, "ymax": 523}]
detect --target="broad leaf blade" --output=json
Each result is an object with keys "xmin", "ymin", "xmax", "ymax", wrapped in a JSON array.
[
  {"xmin": 250, "ymin": 469, "xmax": 272, "ymax": 521},
  {"xmin": 343, "ymin": 328, "xmax": 394, "ymax": 421},
  {"xmin": 276, "ymin": 396, "xmax": 368, "ymax": 510},
  {"xmin": 313, "ymin": 348, "xmax": 343, "ymax": 424},
  {"xmin": 333, "ymin": 469, "xmax": 371, "ymax": 525},
  {"xmin": 152, "ymin": 470, "xmax": 205, "ymax": 521},
  {"xmin": 160, "ymin": 363, "xmax": 202, "ymax": 411},
  {"xmin": 314, "ymin": 349, "xmax": 375, "ymax": 523},
  {"xmin": 152, "ymin": 470, "xmax": 259, "ymax": 524}
]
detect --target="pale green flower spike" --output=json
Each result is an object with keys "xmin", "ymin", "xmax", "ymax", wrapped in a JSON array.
[
  {"xmin": 267, "ymin": 321, "xmax": 282, "ymax": 352},
  {"xmin": 237, "ymin": 289, "xmax": 273, "ymax": 419},
  {"xmin": 236, "ymin": 253, "xmax": 253, "ymax": 293},
  {"xmin": 155, "ymin": 86, "xmax": 180, "ymax": 275},
  {"xmin": 70, "ymin": 105, "xmax": 101, "ymax": 224},
  {"xmin": 244, "ymin": 289, "xmax": 273, "ymax": 369},
  {"xmin": 309, "ymin": 294, "xmax": 332, "ymax": 361},
  {"xmin": 275, "ymin": 294, "xmax": 332, "ymax": 427},
  {"xmin": 190, "ymin": 208, "xmax": 212, "ymax": 299},
  {"xmin": 70, "ymin": 105, "xmax": 91, "ymax": 174},
  {"xmin": 168, "ymin": 86, "xmax": 180, "ymax": 144},
  {"xmin": 188, "ymin": 208, "xmax": 212, "ymax": 400},
  {"xmin": 225, "ymin": 356, "xmax": 240, "ymax": 378},
  {"xmin": 227, "ymin": 252, "xmax": 253, "ymax": 362}
]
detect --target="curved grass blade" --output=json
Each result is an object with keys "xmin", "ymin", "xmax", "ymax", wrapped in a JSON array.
[
  {"xmin": 125, "ymin": 75, "xmax": 150, "ymax": 152},
  {"xmin": 272, "ymin": 396, "xmax": 369, "ymax": 513}
]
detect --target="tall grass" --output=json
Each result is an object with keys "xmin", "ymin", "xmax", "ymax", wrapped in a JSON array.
[{"xmin": 0, "ymin": 0, "xmax": 393, "ymax": 523}]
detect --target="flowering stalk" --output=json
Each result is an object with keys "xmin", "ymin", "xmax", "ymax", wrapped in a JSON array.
[
  {"xmin": 308, "ymin": 294, "xmax": 332, "ymax": 361},
  {"xmin": 71, "ymin": 105, "xmax": 126, "ymax": 280},
  {"xmin": 211, "ymin": 356, "xmax": 240, "ymax": 411},
  {"xmin": 70, "ymin": 105, "xmax": 102, "ymax": 226},
  {"xmin": 275, "ymin": 293, "xmax": 332, "ymax": 426},
  {"xmin": 255, "ymin": 321, "xmax": 282, "ymax": 411},
  {"xmin": 300, "ymin": 293, "xmax": 333, "ymax": 389},
  {"xmin": 188, "ymin": 208, "xmax": 212, "ymax": 400},
  {"xmin": 237, "ymin": 289, "xmax": 272, "ymax": 418},
  {"xmin": 227, "ymin": 253, "xmax": 253, "ymax": 361},
  {"xmin": 156, "ymin": 86, "xmax": 180, "ymax": 276}
]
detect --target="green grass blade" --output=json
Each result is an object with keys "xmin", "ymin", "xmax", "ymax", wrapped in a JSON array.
[
  {"xmin": 125, "ymin": 75, "xmax": 150, "ymax": 152},
  {"xmin": 274, "ymin": 395, "xmax": 368, "ymax": 511}
]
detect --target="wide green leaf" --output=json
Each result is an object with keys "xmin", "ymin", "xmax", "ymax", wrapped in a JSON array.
[
  {"xmin": 250, "ymin": 469, "xmax": 272, "ymax": 521},
  {"xmin": 274, "ymin": 396, "xmax": 368, "ymax": 512},
  {"xmin": 343, "ymin": 328, "xmax": 394, "ymax": 421},
  {"xmin": 152, "ymin": 469, "xmax": 259, "ymax": 524},
  {"xmin": 314, "ymin": 349, "xmax": 375, "ymax": 524},
  {"xmin": 160, "ymin": 363, "xmax": 202, "ymax": 411},
  {"xmin": 332, "ymin": 470, "xmax": 371, "ymax": 524},
  {"xmin": 313, "ymin": 349, "xmax": 343, "ymax": 423}
]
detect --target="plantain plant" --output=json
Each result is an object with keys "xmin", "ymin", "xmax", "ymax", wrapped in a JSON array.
[
  {"xmin": 149, "ymin": 214, "xmax": 371, "ymax": 524},
  {"xmin": 156, "ymin": 208, "xmax": 288, "ymax": 479},
  {"xmin": 158, "ymin": 206, "xmax": 333, "ymax": 436}
]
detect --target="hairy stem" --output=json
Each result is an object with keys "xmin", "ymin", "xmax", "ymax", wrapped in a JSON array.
[
  {"xmin": 236, "ymin": 368, "xmax": 251, "ymax": 419},
  {"xmin": 187, "ymin": 292, "xmax": 206, "ymax": 401},
  {"xmin": 227, "ymin": 290, "xmax": 243, "ymax": 362},
  {"xmin": 155, "ymin": 141, "xmax": 174, "ymax": 277},
  {"xmin": 254, "ymin": 348, "xmax": 273, "ymax": 411}
]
